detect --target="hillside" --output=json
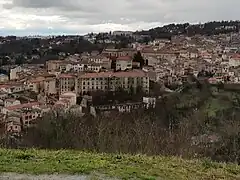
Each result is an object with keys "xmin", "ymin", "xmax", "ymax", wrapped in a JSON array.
[
  {"xmin": 0, "ymin": 149, "xmax": 239, "ymax": 180},
  {"xmin": 135, "ymin": 20, "xmax": 240, "ymax": 39}
]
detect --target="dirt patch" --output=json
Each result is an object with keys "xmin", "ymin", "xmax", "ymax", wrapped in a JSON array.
[{"xmin": 0, "ymin": 173, "xmax": 102, "ymax": 180}]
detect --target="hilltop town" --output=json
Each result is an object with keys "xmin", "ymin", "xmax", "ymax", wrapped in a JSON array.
[{"xmin": 0, "ymin": 21, "xmax": 240, "ymax": 142}]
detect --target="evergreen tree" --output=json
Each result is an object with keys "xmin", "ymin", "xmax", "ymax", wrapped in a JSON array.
[{"xmin": 133, "ymin": 51, "xmax": 145, "ymax": 68}]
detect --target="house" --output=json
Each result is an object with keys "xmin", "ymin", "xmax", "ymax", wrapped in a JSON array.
[
  {"xmin": 72, "ymin": 64, "xmax": 85, "ymax": 72},
  {"xmin": 229, "ymin": 54, "xmax": 240, "ymax": 67},
  {"xmin": 2, "ymin": 102, "xmax": 42, "ymax": 127},
  {"xmin": 0, "ymin": 74, "xmax": 9, "ymax": 82},
  {"xmin": 116, "ymin": 56, "xmax": 133, "ymax": 71},
  {"xmin": 145, "ymin": 56, "xmax": 160, "ymax": 67},
  {"xmin": 2, "ymin": 102, "xmax": 40, "ymax": 115},
  {"xmin": 46, "ymin": 60, "xmax": 64, "ymax": 72},
  {"xmin": 10, "ymin": 66, "xmax": 22, "ymax": 80},
  {"xmin": 21, "ymin": 108, "xmax": 42, "ymax": 127},
  {"xmin": 0, "ymin": 84, "xmax": 25, "ymax": 94},
  {"xmin": 4, "ymin": 99, "xmax": 21, "ymax": 107},
  {"xmin": 44, "ymin": 77, "xmax": 57, "ymax": 95},
  {"xmin": 143, "ymin": 97, "xmax": 156, "ymax": 108},
  {"xmin": 5, "ymin": 116, "xmax": 21, "ymax": 134},
  {"xmin": 208, "ymin": 77, "xmax": 224, "ymax": 84},
  {"xmin": 201, "ymin": 51, "xmax": 212, "ymax": 60},
  {"xmin": 89, "ymin": 55, "xmax": 112, "ymax": 69},
  {"xmin": 59, "ymin": 92, "xmax": 77, "ymax": 107},
  {"xmin": 27, "ymin": 79, "xmax": 42, "ymax": 93},
  {"xmin": 0, "ymin": 90, "xmax": 8, "ymax": 100}
]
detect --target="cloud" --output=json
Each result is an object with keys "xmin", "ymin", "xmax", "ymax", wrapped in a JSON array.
[{"xmin": 0, "ymin": 0, "xmax": 239, "ymax": 36}]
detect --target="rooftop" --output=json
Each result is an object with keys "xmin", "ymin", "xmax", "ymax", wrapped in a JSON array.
[
  {"xmin": 5, "ymin": 102, "xmax": 40, "ymax": 111},
  {"xmin": 59, "ymin": 74, "xmax": 76, "ymax": 79},
  {"xmin": 116, "ymin": 56, "xmax": 132, "ymax": 61},
  {"xmin": 79, "ymin": 69, "xmax": 147, "ymax": 78}
]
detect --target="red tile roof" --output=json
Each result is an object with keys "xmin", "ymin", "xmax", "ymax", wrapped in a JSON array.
[
  {"xmin": 5, "ymin": 102, "xmax": 40, "ymax": 111},
  {"xmin": 116, "ymin": 56, "xmax": 132, "ymax": 61},
  {"xmin": 59, "ymin": 74, "xmax": 76, "ymax": 78},
  {"xmin": 79, "ymin": 70, "xmax": 147, "ymax": 78},
  {"xmin": 231, "ymin": 54, "xmax": 240, "ymax": 59},
  {"xmin": 0, "ymin": 84, "xmax": 11, "ymax": 89}
]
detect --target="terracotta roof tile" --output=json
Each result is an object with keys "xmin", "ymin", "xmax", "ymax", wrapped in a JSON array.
[
  {"xmin": 116, "ymin": 56, "xmax": 132, "ymax": 61},
  {"xmin": 5, "ymin": 102, "xmax": 40, "ymax": 111}
]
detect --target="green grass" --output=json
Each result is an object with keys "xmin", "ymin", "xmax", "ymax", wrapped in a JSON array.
[{"xmin": 0, "ymin": 149, "xmax": 239, "ymax": 180}]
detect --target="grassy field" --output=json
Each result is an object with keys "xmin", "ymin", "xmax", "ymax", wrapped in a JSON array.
[{"xmin": 0, "ymin": 149, "xmax": 239, "ymax": 180}]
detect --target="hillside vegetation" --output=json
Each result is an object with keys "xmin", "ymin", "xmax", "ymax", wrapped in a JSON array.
[
  {"xmin": 2, "ymin": 81, "xmax": 240, "ymax": 165},
  {"xmin": 0, "ymin": 149, "xmax": 239, "ymax": 180}
]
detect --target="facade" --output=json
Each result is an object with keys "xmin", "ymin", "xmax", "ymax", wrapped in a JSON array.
[
  {"xmin": 2, "ymin": 102, "xmax": 40, "ymax": 115},
  {"xmin": 59, "ymin": 92, "xmax": 77, "ymax": 107},
  {"xmin": 2, "ymin": 84, "xmax": 25, "ymax": 94},
  {"xmin": 75, "ymin": 70, "xmax": 149, "ymax": 95},
  {"xmin": 229, "ymin": 55, "xmax": 240, "ymax": 67},
  {"xmin": 10, "ymin": 66, "xmax": 22, "ymax": 80},
  {"xmin": 116, "ymin": 56, "xmax": 133, "ymax": 71},
  {"xmin": 0, "ymin": 74, "xmax": 9, "ymax": 82},
  {"xmin": 4, "ymin": 99, "xmax": 21, "ymax": 107},
  {"xmin": 27, "ymin": 79, "xmax": 42, "ymax": 93},
  {"xmin": 59, "ymin": 74, "xmax": 76, "ymax": 94},
  {"xmin": 46, "ymin": 60, "xmax": 63, "ymax": 72},
  {"xmin": 102, "ymin": 48, "xmax": 136, "ymax": 58},
  {"xmin": 44, "ymin": 77, "xmax": 57, "ymax": 95},
  {"xmin": 89, "ymin": 55, "xmax": 112, "ymax": 69},
  {"xmin": 5, "ymin": 116, "xmax": 21, "ymax": 134},
  {"xmin": 21, "ymin": 108, "xmax": 41, "ymax": 127},
  {"xmin": 146, "ymin": 56, "xmax": 160, "ymax": 67}
]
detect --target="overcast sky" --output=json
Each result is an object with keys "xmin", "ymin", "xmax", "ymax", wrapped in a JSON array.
[{"xmin": 0, "ymin": 0, "xmax": 239, "ymax": 36}]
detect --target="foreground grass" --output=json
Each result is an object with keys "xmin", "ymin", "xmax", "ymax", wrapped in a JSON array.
[{"xmin": 0, "ymin": 149, "xmax": 239, "ymax": 180}]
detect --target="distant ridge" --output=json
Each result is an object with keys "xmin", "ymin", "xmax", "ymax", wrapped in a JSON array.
[{"xmin": 134, "ymin": 20, "xmax": 240, "ymax": 39}]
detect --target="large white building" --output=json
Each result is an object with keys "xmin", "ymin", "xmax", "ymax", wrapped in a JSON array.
[
  {"xmin": 116, "ymin": 56, "xmax": 133, "ymax": 71},
  {"xmin": 59, "ymin": 70, "xmax": 149, "ymax": 96}
]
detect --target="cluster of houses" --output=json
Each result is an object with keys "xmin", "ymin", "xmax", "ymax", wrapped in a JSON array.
[{"xmin": 1, "ymin": 31, "xmax": 240, "ymax": 136}]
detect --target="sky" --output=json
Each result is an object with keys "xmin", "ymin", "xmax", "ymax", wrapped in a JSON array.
[{"xmin": 0, "ymin": 0, "xmax": 239, "ymax": 36}]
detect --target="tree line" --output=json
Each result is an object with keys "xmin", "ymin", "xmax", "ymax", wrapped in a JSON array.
[{"xmin": 1, "ymin": 81, "xmax": 240, "ymax": 164}]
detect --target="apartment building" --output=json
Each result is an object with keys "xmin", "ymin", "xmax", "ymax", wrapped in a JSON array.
[
  {"xmin": 116, "ymin": 56, "xmax": 133, "ymax": 71},
  {"xmin": 59, "ymin": 74, "xmax": 76, "ymax": 94},
  {"xmin": 75, "ymin": 70, "xmax": 149, "ymax": 95},
  {"xmin": 89, "ymin": 55, "xmax": 112, "ymax": 69},
  {"xmin": 10, "ymin": 66, "xmax": 22, "ymax": 80},
  {"xmin": 44, "ymin": 77, "xmax": 57, "ymax": 95},
  {"xmin": 46, "ymin": 60, "xmax": 65, "ymax": 72}
]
